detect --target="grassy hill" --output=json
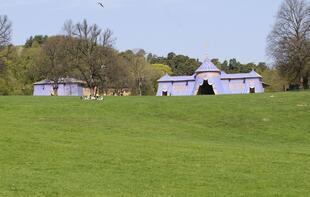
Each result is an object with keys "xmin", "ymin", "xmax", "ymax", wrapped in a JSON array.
[{"xmin": 0, "ymin": 92, "xmax": 310, "ymax": 196}]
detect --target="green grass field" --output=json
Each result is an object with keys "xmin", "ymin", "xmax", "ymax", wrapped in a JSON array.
[{"xmin": 0, "ymin": 92, "xmax": 310, "ymax": 196}]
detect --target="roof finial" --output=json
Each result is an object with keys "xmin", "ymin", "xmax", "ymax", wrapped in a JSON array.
[{"xmin": 204, "ymin": 41, "xmax": 209, "ymax": 61}]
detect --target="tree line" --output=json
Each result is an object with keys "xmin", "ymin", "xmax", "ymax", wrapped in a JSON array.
[
  {"xmin": 0, "ymin": 19, "xmax": 172, "ymax": 96},
  {"xmin": 0, "ymin": 0, "xmax": 309, "ymax": 96}
]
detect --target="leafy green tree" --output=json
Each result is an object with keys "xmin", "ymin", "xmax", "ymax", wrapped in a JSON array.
[
  {"xmin": 0, "ymin": 44, "xmax": 42, "ymax": 95},
  {"xmin": 167, "ymin": 52, "xmax": 176, "ymax": 60},
  {"xmin": 104, "ymin": 50, "xmax": 130, "ymax": 95},
  {"xmin": 228, "ymin": 58, "xmax": 240, "ymax": 73},
  {"xmin": 211, "ymin": 58, "xmax": 270, "ymax": 75},
  {"xmin": 256, "ymin": 62, "xmax": 269, "ymax": 73},
  {"xmin": 11, "ymin": 45, "xmax": 42, "ymax": 94},
  {"xmin": 211, "ymin": 59, "xmax": 223, "ymax": 70},
  {"xmin": 0, "ymin": 48, "xmax": 13, "ymax": 95},
  {"xmin": 261, "ymin": 68, "xmax": 289, "ymax": 92},
  {"xmin": 24, "ymin": 35, "xmax": 48, "ymax": 48},
  {"xmin": 150, "ymin": 52, "xmax": 201, "ymax": 76},
  {"xmin": 121, "ymin": 50, "xmax": 156, "ymax": 96},
  {"xmin": 152, "ymin": 64, "xmax": 173, "ymax": 76},
  {"xmin": 222, "ymin": 60, "xmax": 229, "ymax": 70}
]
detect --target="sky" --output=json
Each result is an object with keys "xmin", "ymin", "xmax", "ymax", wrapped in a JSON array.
[{"xmin": 0, "ymin": 0, "xmax": 283, "ymax": 63}]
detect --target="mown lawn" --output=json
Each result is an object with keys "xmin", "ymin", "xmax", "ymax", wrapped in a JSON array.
[{"xmin": 0, "ymin": 92, "xmax": 310, "ymax": 196}]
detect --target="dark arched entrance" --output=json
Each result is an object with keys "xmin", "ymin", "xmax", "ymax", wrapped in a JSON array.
[
  {"xmin": 250, "ymin": 87, "xmax": 255, "ymax": 94},
  {"xmin": 198, "ymin": 80, "xmax": 215, "ymax": 95}
]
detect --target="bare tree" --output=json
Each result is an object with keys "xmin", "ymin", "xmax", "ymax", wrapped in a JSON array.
[
  {"xmin": 63, "ymin": 19, "xmax": 115, "ymax": 96},
  {"xmin": 0, "ymin": 15, "xmax": 12, "ymax": 71},
  {"xmin": 62, "ymin": 20, "xmax": 75, "ymax": 37},
  {"xmin": 102, "ymin": 29, "xmax": 115, "ymax": 48},
  {"xmin": 267, "ymin": 0, "xmax": 310, "ymax": 89},
  {"xmin": 0, "ymin": 15, "xmax": 12, "ymax": 48},
  {"xmin": 41, "ymin": 36, "xmax": 71, "ymax": 95}
]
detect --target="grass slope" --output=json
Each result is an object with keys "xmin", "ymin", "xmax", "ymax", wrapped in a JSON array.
[{"xmin": 0, "ymin": 92, "xmax": 310, "ymax": 196}]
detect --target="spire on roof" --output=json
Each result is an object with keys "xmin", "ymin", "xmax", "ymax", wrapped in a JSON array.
[
  {"xmin": 196, "ymin": 59, "xmax": 220, "ymax": 73},
  {"xmin": 157, "ymin": 73, "xmax": 171, "ymax": 82},
  {"xmin": 204, "ymin": 41, "xmax": 209, "ymax": 59},
  {"xmin": 250, "ymin": 69, "xmax": 262, "ymax": 78}
]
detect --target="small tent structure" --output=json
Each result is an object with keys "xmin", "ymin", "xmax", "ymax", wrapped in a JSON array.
[{"xmin": 33, "ymin": 78, "xmax": 88, "ymax": 96}]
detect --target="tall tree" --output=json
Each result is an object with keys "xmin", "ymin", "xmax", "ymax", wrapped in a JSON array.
[
  {"xmin": 0, "ymin": 15, "xmax": 12, "ymax": 48},
  {"xmin": 11, "ymin": 45, "xmax": 43, "ymax": 95},
  {"xmin": 40, "ymin": 36, "xmax": 71, "ymax": 95},
  {"xmin": 63, "ymin": 19, "xmax": 115, "ymax": 96},
  {"xmin": 0, "ymin": 15, "xmax": 13, "ymax": 95},
  {"xmin": 267, "ymin": 0, "xmax": 310, "ymax": 89},
  {"xmin": 105, "ymin": 52, "xmax": 130, "ymax": 96},
  {"xmin": 0, "ymin": 15, "xmax": 12, "ymax": 71},
  {"xmin": 121, "ymin": 50, "xmax": 155, "ymax": 96}
]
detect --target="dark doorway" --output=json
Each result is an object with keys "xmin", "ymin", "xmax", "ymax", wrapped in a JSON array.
[
  {"xmin": 162, "ymin": 91, "xmax": 168, "ymax": 96},
  {"xmin": 198, "ymin": 81, "xmax": 215, "ymax": 95},
  {"xmin": 250, "ymin": 87, "xmax": 255, "ymax": 94}
]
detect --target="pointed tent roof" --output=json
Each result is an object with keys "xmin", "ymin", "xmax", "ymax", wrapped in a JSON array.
[
  {"xmin": 249, "ymin": 69, "xmax": 262, "ymax": 78},
  {"xmin": 196, "ymin": 59, "xmax": 220, "ymax": 73}
]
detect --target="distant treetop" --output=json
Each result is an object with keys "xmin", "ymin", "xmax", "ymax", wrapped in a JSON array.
[{"xmin": 24, "ymin": 35, "xmax": 48, "ymax": 48}]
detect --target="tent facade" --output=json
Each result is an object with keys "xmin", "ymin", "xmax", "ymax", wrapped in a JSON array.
[
  {"xmin": 33, "ymin": 78, "xmax": 87, "ymax": 96},
  {"xmin": 157, "ymin": 59, "xmax": 265, "ymax": 96}
]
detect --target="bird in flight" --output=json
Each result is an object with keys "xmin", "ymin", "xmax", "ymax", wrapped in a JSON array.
[{"xmin": 98, "ymin": 2, "xmax": 104, "ymax": 8}]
